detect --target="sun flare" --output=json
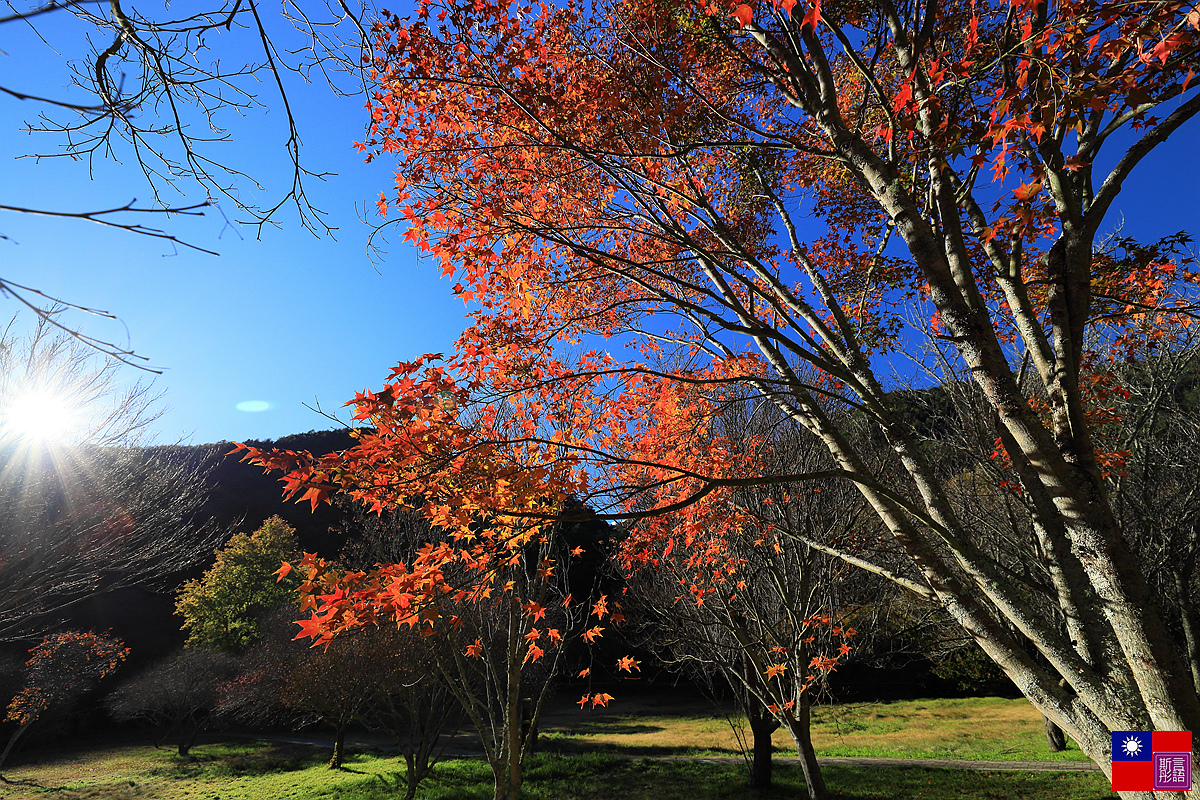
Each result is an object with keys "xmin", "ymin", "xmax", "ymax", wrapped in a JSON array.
[{"xmin": 1, "ymin": 389, "xmax": 81, "ymax": 445}]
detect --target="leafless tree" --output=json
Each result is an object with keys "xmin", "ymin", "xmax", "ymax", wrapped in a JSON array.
[
  {"xmin": 1108, "ymin": 329, "xmax": 1200, "ymax": 695},
  {"xmin": 0, "ymin": 320, "xmax": 227, "ymax": 640},
  {"xmin": 0, "ymin": 0, "xmax": 378, "ymax": 363},
  {"xmin": 105, "ymin": 648, "xmax": 240, "ymax": 756}
]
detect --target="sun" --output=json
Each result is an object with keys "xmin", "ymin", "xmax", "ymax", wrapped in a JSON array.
[
  {"xmin": 1, "ymin": 389, "xmax": 82, "ymax": 445},
  {"xmin": 1121, "ymin": 736, "xmax": 1144, "ymax": 757}
]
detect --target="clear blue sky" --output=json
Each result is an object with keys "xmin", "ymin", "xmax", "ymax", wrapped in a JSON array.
[
  {"xmin": 2, "ymin": 6, "xmax": 1198, "ymax": 446},
  {"xmin": 1, "ymin": 4, "xmax": 468, "ymax": 445}
]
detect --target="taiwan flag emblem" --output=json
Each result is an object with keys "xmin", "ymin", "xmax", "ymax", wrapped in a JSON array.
[{"xmin": 1111, "ymin": 730, "xmax": 1192, "ymax": 792}]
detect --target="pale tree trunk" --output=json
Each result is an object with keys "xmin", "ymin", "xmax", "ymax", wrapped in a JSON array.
[
  {"xmin": 781, "ymin": 691, "xmax": 826, "ymax": 800},
  {"xmin": 491, "ymin": 600, "xmax": 527, "ymax": 800}
]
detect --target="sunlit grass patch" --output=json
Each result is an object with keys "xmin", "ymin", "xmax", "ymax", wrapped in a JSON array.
[
  {"xmin": 809, "ymin": 697, "xmax": 1092, "ymax": 762},
  {"xmin": 534, "ymin": 695, "xmax": 1093, "ymax": 762}
]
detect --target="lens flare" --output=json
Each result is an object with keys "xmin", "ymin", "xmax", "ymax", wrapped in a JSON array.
[{"xmin": 1, "ymin": 389, "xmax": 82, "ymax": 444}]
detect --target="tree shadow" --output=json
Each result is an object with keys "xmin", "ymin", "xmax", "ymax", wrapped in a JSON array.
[{"xmin": 155, "ymin": 742, "xmax": 329, "ymax": 779}]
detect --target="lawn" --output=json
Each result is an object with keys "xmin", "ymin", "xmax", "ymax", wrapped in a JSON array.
[
  {"xmin": 534, "ymin": 693, "xmax": 1094, "ymax": 762},
  {"xmin": 0, "ymin": 741, "xmax": 1116, "ymax": 800},
  {"xmin": 0, "ymin": 696, "xmax": 1113, "ymax": 800}
]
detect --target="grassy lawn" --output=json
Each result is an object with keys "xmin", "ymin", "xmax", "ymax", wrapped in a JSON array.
[
  {"xmin": 535, "ymin": 695, "xmax": 1094, "ymax": 762},
  {"xmin": 0, "ymin": 741, "xmax": 1116, "ymax": 800}
]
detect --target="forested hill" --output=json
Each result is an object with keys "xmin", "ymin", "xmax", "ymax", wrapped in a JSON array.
[{"xmin": 147, "ymin": 428, "xmax": 366, "ymax": 558}]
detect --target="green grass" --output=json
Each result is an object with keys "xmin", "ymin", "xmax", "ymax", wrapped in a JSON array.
[
  {"xmin": 534, "ymin": 695, "xmax": 1093, "ymax": 762},
  {"xmin": 0, "ymin": 742, "xmax": 1116, "ymax": 800},
  {"xmin": 809, "ymin": 697, "xmax": 1093, "ymax": 762}
]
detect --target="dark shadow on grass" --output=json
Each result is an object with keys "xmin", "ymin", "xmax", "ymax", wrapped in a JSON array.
[
  {"xmin": 151, "ymin": 742, "xmax": 330, "ymax": 779},
  {"xmin": 0, "ymin": 774, "xmax": 54, "ymax": 789}
]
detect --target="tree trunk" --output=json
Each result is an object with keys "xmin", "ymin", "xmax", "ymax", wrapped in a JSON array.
[
  {"xmin": 520, "ymin": 696, "xmax": 538, "ymax": 750},
  {"xmin": 747, "ymin": 707, "xmax": 778, "ymax": 789},
  {"xmin": 1173, "ymin": 564, "xmax": 1200, "ymax": 695},
  {"xmin": 1042, "ymin": 715, "xmax": 1067, "ymax": 752},
  {"xmin": 502, "ymin": 679, "xmax": 522, "ymax": 800},
  {"xmin": 491, "ymin": 606, "xmax": 524, "ymax": 800},
  {"xmin": 403, "ymin": 753, "xmax": 419, "ymax": 800},
  {"xmin": 179, "ymin": 715, "xmax": 201, "ymax": 757},
  {"xmin": 329, "ymin": 721, "xmax": 347, "ymax": 769},
  {"xmin": 0, "ymin": 718, "xmax": 34, "ymax": 772},
  {"xmin": 782, "ymin": 692, "xmax": 826, "ymax": 800}
]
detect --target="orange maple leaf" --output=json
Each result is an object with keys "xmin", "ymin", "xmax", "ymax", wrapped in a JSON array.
[
  {"xmin": 1012, "ymin": 180, "xmax": 1042, "ymax": 203},
  {"xmin": 616, "ymin": 656, "xmax": 641, "ymax": 672}
]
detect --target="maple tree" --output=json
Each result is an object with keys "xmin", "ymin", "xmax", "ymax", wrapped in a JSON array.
[
  {"xmin": 270, "ymin": 518, "xmax": 595, "ymax": 800},
  {"xmin": 241, "ymin": 0, "xmax": 1200, "ymax": 795},
  {"xmin": 1, "ymin": 632, "xmax": 127, "ymax": 772}
]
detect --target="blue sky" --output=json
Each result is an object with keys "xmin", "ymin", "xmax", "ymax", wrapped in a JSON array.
[
  {"xmin": 1, "ymin": 4, "xmax": 468, "ymax": 445},
  {"xmin": 2, "ymin": 6, "xmax": 1198, "ymax": 446}
]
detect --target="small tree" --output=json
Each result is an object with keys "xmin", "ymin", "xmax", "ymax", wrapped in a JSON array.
[
  {"xmin": 1, "ymin": 632, "xmax": 127, "ymax": 771},
  {"xmin": 105, "ymin": 649, "xmax": 239, "ymax": 756},
  {"xmin": 358, "ymin": 630, "xmax": 462, "ymax": 800},
  {"xmin": 429, "ymin": 579, "xmax": 570, "ymax": 800},
  {"xmin": 336, "ymin": 508, "xmax": 466, "ymax": 794},
  {"xmin": 274, "ymin": 514, "xmax": 592, "ymax": 800},
  {"xmin": 279, "ymin": 630, "xmax": 392, "ymax": 769},
  {"xmin": 175, "ymin": 516, "xmax": 300, "ymax": 651}
]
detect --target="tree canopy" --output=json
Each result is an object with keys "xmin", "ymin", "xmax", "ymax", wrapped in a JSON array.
[
  {"xmin": 175, "ymin": 516, "xmax": 301, "ymax": 651},
  {"xmin": 240, "ymin": 0, "xmax": 1200, "ymax": 794}
]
